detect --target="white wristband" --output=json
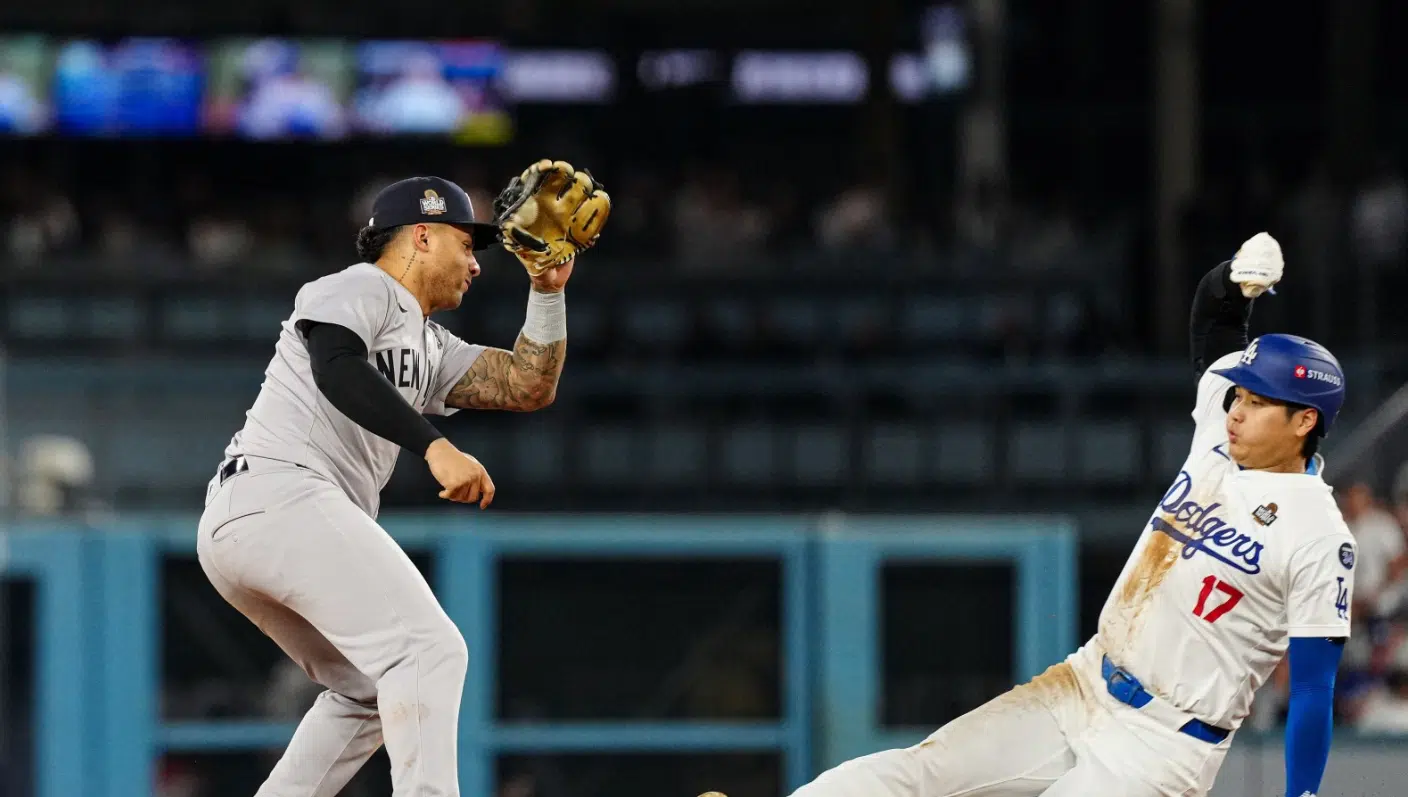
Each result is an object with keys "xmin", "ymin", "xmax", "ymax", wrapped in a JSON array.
[{"xmin": 522, "ymin": 289, "xmax": 567, "ymax": 344}]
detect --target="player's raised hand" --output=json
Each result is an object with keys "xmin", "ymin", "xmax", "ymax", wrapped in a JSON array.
[
  {"xmin": 1229, "ymin": 232, "xmax": 1284, "ymax": 299},
  {"xmin": 528, "ymin": 257, "xmax": 574, "ymax": 294},
  {"xmin": 425, "ymin": 438, "xmax": 496, "ymax": 508}
]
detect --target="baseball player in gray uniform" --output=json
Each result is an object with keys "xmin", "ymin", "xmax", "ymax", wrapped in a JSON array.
[{"xmin": 197, "ymin": 163, "xmax": 610, "ymax": 797}]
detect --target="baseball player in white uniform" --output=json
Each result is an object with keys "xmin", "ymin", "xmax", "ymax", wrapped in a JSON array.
[
  {"xmin": 197, "ymin": 164, "xmax": 609, "ymax": 797},
  {"xmin": 777, "ymin": 233, "xmax": 1355, "ymax": 797}
]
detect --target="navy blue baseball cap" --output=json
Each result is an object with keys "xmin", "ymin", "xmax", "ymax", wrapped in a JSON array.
[
  {"xmin": 1212, "ymin": 334, "xmax": 1346, "ymax": 433},
  {"xmin": 367, "ymin": 176, "xmax": 499, "ymax": 251}
]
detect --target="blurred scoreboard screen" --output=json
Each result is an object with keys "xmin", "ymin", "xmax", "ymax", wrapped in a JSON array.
[
  {"xmin": 503, "ymin": 49, "xmax": 614, "ymax": 103},
  {"xmin": 0, "ymin": 35, "xmax": 53, "ymax": 134},
  {"xmin": 0, "ymin": 8, "xmax": 969, "ymax": 141},
  {"xmin": 354, "ymin": 40, "xmax": 510, "ymax": 144},
  {"xmin": 204, "ymin": 38, "xmax": 353, "ymax": 140},
  {"xmin": 637, "ymin": 50, "xmax": 966, "ymax": 104},
  {"xmin": 1, "ymin": 35, "xmax": 514, "ymax": 144},
  {"xmin": 53, "ymin": 38, "xmax": 204, "ymax": 136},
  {"xmin": 732, "ymin": 51, "xmax": 869, "ymax": 104}
]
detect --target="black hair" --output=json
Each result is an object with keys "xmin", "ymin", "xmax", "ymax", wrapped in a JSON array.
[
  {"xmin": 355, "ymin": 225, "xmax": 403, "ymax": 263},
  {"xmin": 1283, "ymin": 401, "xmax": 1323, "ymax": 459}
]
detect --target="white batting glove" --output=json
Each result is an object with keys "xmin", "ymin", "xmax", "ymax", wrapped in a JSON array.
[{"xmin": 1228, "ymin": 231, "xmax": 1284, "ymax": 299}]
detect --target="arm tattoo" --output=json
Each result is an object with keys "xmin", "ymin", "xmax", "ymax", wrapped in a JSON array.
[{"xmin": 445, "ymin": 333, "xmax": 565, "ymax": 411}]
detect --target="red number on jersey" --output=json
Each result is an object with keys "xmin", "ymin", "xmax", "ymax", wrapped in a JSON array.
[{"xmin": 1192, "ymin": 575, "xmax": 1244, "ymax": 623}]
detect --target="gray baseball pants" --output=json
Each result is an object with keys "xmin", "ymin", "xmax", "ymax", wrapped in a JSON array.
[{"xmin": 197, "ymin": 455, "xmax": 468, "ymax": 797}]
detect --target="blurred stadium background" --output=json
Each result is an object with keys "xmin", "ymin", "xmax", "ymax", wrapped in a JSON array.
[{"xmin": 1, "ymin": 0, "xmax": 1407, "ymax": 795}]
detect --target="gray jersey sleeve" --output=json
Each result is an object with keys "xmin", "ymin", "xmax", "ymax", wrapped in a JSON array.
[
  {"xmin": 424, "ymin": 322, "xmax": 487, "ymax": 416},
  {"xmin": 292, "ymin": 266, "xmax": 396, "ymax": 351}
]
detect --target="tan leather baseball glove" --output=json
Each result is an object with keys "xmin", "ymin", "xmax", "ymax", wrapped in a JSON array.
[{"xmin": 493, "ymin": 159, "xmax": 611, "ymax": 275}]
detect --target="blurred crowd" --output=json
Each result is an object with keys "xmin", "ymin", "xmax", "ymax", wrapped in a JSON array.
[
  {"xmin": 4, "ymin": 147, "xmax": 1403, "ymax": 368},
  {"xmin": 0, "ymin": 148, "xmax": 1146, "ymax": 362},
  {"xmin": 0, "ymin": 157, "xmax": 1137, "ymax": 282},
  {"xmin": 3, "ymin": 149, "xmax": 1404, "ymax": 362},
  {"xmin": 1180, "ymin": 153, "xmax": 1408, "ymax": 343},
  {"xmin": 1248, "ymin": 472, "xmax": 1408, "ymax": 734},
  {"xmin": 4, "ymin": 148, "xmax": 1404, "ymax": 280}
]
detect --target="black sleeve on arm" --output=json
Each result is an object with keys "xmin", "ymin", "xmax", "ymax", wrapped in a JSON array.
[
  {"xmin": 1189, "ymin": 260, "xmax": 1254, "ymax": 380},
  {"xmin": 299, "ymin": 320, "xmax": 445, "ymax": 457}
]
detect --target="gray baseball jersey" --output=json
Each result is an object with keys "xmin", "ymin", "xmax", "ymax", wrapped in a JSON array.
[{"xmin": 223, "ymin": 262, "xmax": 484, "ymax": 517}]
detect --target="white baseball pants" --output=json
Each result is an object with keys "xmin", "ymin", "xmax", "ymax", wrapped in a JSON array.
[{"xmin": 791, "ymin": 644, "xmax": 1231, "ymax": 797}]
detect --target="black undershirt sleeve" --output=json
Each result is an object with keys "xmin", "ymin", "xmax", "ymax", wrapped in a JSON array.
[
  {"xmin": 299, "ymin": 320, "xmax": 445, "ymax": 457},
  {"xmin": 1189, "ymin": 260, "xmax": 1254, "ymax": 380}
]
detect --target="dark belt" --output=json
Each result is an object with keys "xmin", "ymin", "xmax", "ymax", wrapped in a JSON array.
[
  {"xmin": 1101, "ymin": 655, "xmax": 1230, "ymax": 744},
  {"xmin": 218, "ymin": 456, "xmax": 310, "ymax": 485},
  {"xmin": 218, "ymin": 456, "xmax": 249, "ymax": 484}
]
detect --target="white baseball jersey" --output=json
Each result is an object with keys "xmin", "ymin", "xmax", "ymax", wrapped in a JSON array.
[
  {"xmin": 222, "ymin": 263, "xmax": 485, "ymax": 517},
  {"xmin": 1096, "ymin": 349, "xmax": 1356, "ymax": 731}
]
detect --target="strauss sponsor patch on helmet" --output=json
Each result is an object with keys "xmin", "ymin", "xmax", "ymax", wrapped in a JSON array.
[{"xmin": 1293, "ymin": 365, "xmax": 1342, "ymax": 386}]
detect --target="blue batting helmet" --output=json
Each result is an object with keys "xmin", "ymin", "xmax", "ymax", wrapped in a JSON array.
[{"xmin": 1212, "ymin": 334, "xmax": 1346, "ymax": 433}]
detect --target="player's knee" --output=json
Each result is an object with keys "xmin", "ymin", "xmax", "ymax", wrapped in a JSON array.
[
  {"xmin": 423, "ymin": 622, "xmax": 470, "ymax": 679},
  {"xmin": 443, "ymin": 629, "xmax": 470, "ymax": 676}
]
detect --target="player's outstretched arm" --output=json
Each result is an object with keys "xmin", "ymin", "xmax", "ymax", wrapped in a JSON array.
[
  {"xmin": 1188, "ymin": 232, "xmax": 1283, "ymax": 378},
  {"xmin": 444, "ymin": 330, "xmax": 565, "ymax": 412},
  {"xmin": 447, "ymin": 156, "xmax": 607, "ymax": 413},
  {"xmin": 444, "ymin": 272, "xmax": 569, "ymax": 412}
]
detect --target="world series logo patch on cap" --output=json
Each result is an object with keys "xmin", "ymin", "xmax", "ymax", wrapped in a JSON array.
[{"xmin": 420, "ymin": 189, "xmax": 447, "ymax": 215}]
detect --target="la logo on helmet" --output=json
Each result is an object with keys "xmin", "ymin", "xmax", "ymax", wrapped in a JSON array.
[{"xmin": 1240, "ymin": 340, "xmax": 1259, "ymax": 365}]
